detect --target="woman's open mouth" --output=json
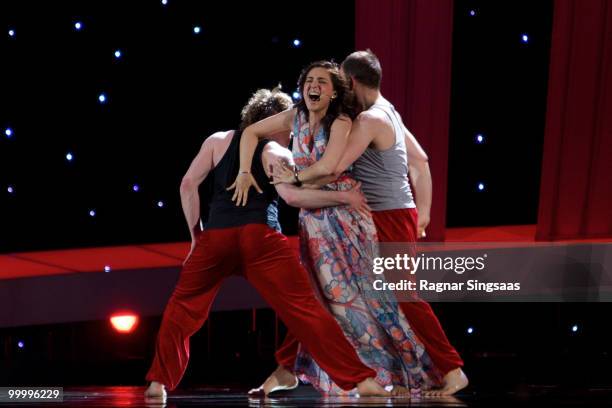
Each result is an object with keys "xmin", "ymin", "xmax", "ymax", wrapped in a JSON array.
[{"xmin": 308, "ymin": 92, "xmax": 321, "ymax": 102}]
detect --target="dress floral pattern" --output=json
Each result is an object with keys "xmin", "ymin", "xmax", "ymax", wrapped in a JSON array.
[{"xmin": 291, "ymin": 111, "xmax": 442, "ymax": 395}]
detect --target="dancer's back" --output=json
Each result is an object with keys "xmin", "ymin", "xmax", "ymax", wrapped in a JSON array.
[{"xmin": 205, "ymin": 130, "xmax": 280, "ymax": 231}]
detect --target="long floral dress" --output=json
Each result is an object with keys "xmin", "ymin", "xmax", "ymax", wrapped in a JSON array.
[{"xmin": 291, "ymin": 111, "xmax": 442, "ymax": 394}]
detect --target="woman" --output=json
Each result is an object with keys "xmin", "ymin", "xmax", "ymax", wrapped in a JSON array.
[{"xmin": 229, "ymin": 61, "xmax": 441, "ymax": 395}]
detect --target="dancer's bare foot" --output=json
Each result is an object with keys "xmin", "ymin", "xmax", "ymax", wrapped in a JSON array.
[
  {"xmin": 144, "ymin": 381, "xmax": 167, "ymax": 401},
  {"xmin": 425, "ymin": 368, "xmax": 468, "ymax": 396},
  {"xmin": 356, "ymin": 378, "xmax": 391, "ymax": 397},
  {"xmin": 248, "ymin": 365, "xmax": 298, "ymax": 396},
  {"xmin": 390, "ymin": 385, "xmax": 411, "ymax": 397}
]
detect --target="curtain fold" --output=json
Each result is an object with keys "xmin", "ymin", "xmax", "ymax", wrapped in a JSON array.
[
  {"xmin": 536, "ymin": 0, "xmax": 612, "ymax": 240},
  {"xmin": 355, "ymin": 0, "xmax": 454, "ymax": 241}
]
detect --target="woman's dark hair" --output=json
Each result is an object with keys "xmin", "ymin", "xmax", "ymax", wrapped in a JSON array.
[{"xmin": 295, "ymin": 60, "xmax": 355, "ymax": 136}]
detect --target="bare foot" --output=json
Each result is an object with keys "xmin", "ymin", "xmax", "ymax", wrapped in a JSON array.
[
  {"xmin": 356, "ymin": 378, "xmax": 390, "ymax": 397},
  {"xmin": 425, "ymin": 368, "xmax": 468, "ymax": 396},
  {"xmin": 248, "ymin": 366, "xmax": 298, "ymax": 396},
  {"xmin": 144, "ymin": 381, "xmax": 167, "ymax": 401},
  {"xmin": 390, "ymin": 385, "xmax": 411, "ymax": 397}
]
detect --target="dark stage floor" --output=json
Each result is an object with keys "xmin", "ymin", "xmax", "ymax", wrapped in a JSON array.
[{"xmin": 2, "ymin": 385, "xmax": 612, "ymax": 407}]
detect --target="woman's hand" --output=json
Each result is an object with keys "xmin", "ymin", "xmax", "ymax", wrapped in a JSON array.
[
  {"xmin": 227, "ymin": 172, "xmax": 263, "ymax": 206},
  {"xmin": 343, "ymin": 182, "xmax": 371, "ymax": 219},
  {"xmin": 271, "ymin": 161, "xmax": 297, "ymax": 185}
]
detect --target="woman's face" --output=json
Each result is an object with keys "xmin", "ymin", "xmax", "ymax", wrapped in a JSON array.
[{"xmin": 302, "ymin": 67, "xmax": 335, "ymax": 114}]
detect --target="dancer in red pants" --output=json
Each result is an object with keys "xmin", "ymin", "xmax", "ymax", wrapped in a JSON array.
[
  {"xmin": 268, "ymin": 51, "xmax": 467, "ymax": 396},
  {"xmin": 144, "ymin": 88, "xmax": 387, "ymax": 400}
]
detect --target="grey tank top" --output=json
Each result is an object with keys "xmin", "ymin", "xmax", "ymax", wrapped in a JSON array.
[{"xmin": 352, "ymin": 103, "xmax": 416, "ymax": 211}]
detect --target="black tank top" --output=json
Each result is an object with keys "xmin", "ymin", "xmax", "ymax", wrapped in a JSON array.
[{"xmin": 203, "ymin": 130, "xmax": 281, "ymax": 231}]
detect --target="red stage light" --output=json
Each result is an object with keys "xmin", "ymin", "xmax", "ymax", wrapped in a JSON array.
[{"xmin": 110, "ymin": 314, "xmax": 139, "ymax": 334}]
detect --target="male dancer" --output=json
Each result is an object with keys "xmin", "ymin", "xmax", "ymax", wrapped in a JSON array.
[
  {"xmin": 264, "ymin": 51, "xmax": 468, "ymax": 396},
  {"xmin": 144, "ymin": 88, "xmax": 387, "ymax": 400}
]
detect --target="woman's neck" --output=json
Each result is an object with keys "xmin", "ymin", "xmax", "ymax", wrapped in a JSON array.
[{"xmin": 308, "ymin": 109, "xmax": 326, "ymax": 129}]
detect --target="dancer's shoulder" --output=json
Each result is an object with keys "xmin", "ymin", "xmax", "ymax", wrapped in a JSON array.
[
  {"xmin": 262, "ymin": 140, "xmax": 292, "ymax": 160},
  {"xmin": 357, "ymin": 108, "xmax": 388, "ymax": 125},
  {"xmin": 201, "ymin": 130, "xmax": 234, "ymax": 161},
  {"xmin": 206, "ymin": 130, "xmax": 233, "ymax": 142},
  {"xmin": 203, "ymin": 130, "xmax": 233, "ymax": 148}
]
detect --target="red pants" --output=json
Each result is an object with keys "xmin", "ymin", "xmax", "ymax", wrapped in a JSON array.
[
  {"xmin": 276, "ymin": 208, "xmax": 463, "ymax": 375},
  {"xmin": 146, "ymin": 223, "xmax": 375, "ymax": 391}
]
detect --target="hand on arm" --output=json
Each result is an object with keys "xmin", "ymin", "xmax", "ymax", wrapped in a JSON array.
[
  {"xmin": 227, "ymin": 109, "xmax": 295, "ymax": 206},
  {"xmin": 262, "ymin": 143, "xmax": 371, "ymax": 217},
  {"xmin": 269, "ymin": 161, "xmax": 336, "ymax": 187},
  {"xmin": 286, "ymin": 115, "xmax": 375, "ymax": 186}
]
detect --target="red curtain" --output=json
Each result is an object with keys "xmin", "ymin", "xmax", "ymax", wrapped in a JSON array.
[
  {"xmin": 536, "ymin": 0, "xmax": 612, "ymax": 240},
  {"xmin": 355, "ymin": 0, "xmax": 454, "ymax": 241}
]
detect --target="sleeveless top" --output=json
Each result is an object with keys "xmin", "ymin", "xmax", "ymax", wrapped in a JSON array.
[
  {"xmin": 351, "ymin": 103, "xmax": 416, "ymax": 211},
  {"xmin": 203, "ymin": 129, "xmax": 281, "ymax": 231}
]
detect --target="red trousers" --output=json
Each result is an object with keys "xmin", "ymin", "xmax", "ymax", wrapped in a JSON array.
[
  {"xmin": 276, "ymin": 208, "xmax": 463, "ymax": 375},
  {"xmin": 146, "ymin": 223, "xmax": 376, "ymax": 391}
]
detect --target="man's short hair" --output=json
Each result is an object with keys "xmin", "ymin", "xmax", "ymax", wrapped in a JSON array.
[
  {"xmin": 240, "ymin": 87, "xmax": 293, "ymax": 129},
  {"xmin": 342, "ymin": 49, "xmax": 382, "ymax": 89}
]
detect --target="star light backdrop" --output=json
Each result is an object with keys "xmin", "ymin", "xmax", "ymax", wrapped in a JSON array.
[
  {"xmin": 2, "ymin": 0, "xmax": 552, "ymax": 253},
  {"xmin": 1, "ymin": 0, "xmax": 353, "ymax": 252}
]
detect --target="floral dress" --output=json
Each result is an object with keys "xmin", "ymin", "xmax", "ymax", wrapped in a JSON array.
[{"xmin": 291, "ymin": 111, "xmax": 442, "ymax": 395}]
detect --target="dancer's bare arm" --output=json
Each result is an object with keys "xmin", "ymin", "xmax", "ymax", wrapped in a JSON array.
[
  {"xmin": 404, "ymin": 124, "xmax": 432, "ymax": 238},
  {"xmin": 293, "ymin": 115, "xmax": 352, "ymax": 183},
  {"xmin": 332, "ymin": 111, "xmax": 380, "ymax": 177},
  {"xmin": 228, "ymin": 109, "xmax": 296, "ymax": 206},
  {"xmin": 303, "ymin": 111, "xmax": 385, "ymax": 186},
  {"xmin": 262, "ymin": 142, "xmax": 370, "ymax": 215},
  {"xmin": 180, "ymin": 134, "xmax": 218, "ymax": 243},
  {"xmin": 272, "ymin": 115, "xmax": 352, "ymax": 185}
]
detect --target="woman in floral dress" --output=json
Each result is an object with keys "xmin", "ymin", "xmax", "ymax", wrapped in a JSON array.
[{"xmin": 229, "ymin": 61, "xmax": 442, "ymax": 395}]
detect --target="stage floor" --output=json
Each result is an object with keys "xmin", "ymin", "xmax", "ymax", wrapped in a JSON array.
[{"xmin": 3, "ymin": 385, "xmax": 612, "ymax": 407}]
